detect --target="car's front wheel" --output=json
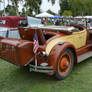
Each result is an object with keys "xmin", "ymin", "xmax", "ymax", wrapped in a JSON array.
[{"xmin": 55, "ymin": 49, "xmax": 74, "ymax": 80}]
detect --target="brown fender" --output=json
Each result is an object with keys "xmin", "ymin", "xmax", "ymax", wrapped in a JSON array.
[{"xmin": 48, "ymin": 42, "xmax": 77, "ymax": 75}]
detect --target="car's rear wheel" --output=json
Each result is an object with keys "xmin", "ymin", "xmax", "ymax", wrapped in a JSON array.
[{"xmin": 55, "ymin": 49, "xmax": 74, "ymax": 80}]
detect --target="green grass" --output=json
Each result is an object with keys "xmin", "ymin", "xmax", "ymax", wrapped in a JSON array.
[{"xmin": 0, "ymin": 58, "xmax": 92, "ymax": 92}]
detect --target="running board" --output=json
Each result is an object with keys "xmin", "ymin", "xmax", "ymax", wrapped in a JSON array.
[{"xmin": 78, "ymin": 51, "xmax": 92, "ymax": 63}]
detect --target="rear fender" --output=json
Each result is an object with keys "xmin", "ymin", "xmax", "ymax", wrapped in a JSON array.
[{"xmin": 48, "ymin": 42, "xmax": 77, "ymax": 75}]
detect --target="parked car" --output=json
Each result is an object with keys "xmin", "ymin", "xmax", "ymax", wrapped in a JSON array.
[
  {"xmin": 87, "ymin": 23, "xmax": 92, "ymax": 30},
  {"xmin": 0, "ymin": 24, "xmax": 92, "ymax": 80},
  {"xmin": 0, "ymin": 16, "xmax": 27, "ymax": 38}
]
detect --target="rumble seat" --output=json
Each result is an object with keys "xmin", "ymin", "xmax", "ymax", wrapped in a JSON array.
[{"xmin": 18, "ymin": 28, "xmax": 46, "ymax": 45}]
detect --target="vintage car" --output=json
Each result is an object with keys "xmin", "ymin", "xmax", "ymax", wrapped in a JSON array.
[
  {"xmin": 0, "ymin": 16, "xmax": 27, "ymax": 39},
  {"xmin": 0, "ymin": 24, "xmax": 92, "ymax": 80}
]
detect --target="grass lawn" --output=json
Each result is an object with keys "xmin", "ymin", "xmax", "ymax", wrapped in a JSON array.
[{"xmin": 0, "ymin": 58, "xmax": 92, "ymax": 92}]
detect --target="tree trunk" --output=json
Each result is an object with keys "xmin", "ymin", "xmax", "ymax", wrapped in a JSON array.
[
  {"xmin": 3, "ymin": 0, "xmax": 6, "ymax": 16},
  {"xmin": 15, "ymin": 0, "xmax": 19, "ymax": 16}
]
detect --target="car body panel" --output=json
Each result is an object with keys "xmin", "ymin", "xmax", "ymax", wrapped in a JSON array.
[
  {"xmin": 0, "ymin": 38, "xmax": 34, "ymax": 66},
  {"xmin": 0, "ymin": 16, "xmax": 26, "ymax": 39},
  {"xmin": 0, "ymin": 16, "xmax": 26, "ymax": 28},
  {"xmin": 0, "ymin": 24, "xmax": 92, "ymax": 76},
  {"xmin": 46, "ymin": 29, "xmax": 87, "ymax": 55}
]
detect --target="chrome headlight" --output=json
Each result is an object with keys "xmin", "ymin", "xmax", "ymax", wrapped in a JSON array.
[{"xmin": 40, "ymin": 51, "xmax": 48, "ymax": 58}]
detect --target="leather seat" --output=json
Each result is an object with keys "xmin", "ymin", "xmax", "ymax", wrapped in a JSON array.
[{"xmin": 18, "ymin": 27, "xmax": 46, "ymax": 45}]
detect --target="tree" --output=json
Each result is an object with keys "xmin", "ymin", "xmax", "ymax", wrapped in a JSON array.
[
  {"xmin": 0, "ymin": 10, "xmax": 3, "ymax": 16},
  {"xmin": 0, "ymin": 0, "xmax": 1, "ymax": 1},
  {"xmin": 20, "ymin": 8, "xmax": 26, "ymax": 17},
  {"xmin": 5, "ymin": 4, "xmax": 16, "ymax": 16},
  {"xmin": 69, "ymin": 0, "xmax": 92, "ymax": 16},
  {"xmin": 0, "ymin": 0, "xmax": 3, "ymax": 16},
  {"xmin": 10, "ymin": 0, "xmax": 22, "ymax": 16},
  {"xmin": 47, "ymin": 10, "xmax": 56, "ymax": 15},
  {"xmin": 3, "ymin": 0, "xmax": 6, "ymax": 16},
  {"xmin": 59, "ymin": 0, "xmax": 92, "ymax": 16},
  {"xmin": 59, "ymin": 0, "xmax": 71, "ymax": 15},
  {"xmin": 62, "ymin": 10, "xmax": 72, "ymax": 16},
  {"xmin": 24, "ymin": 0, "xmax": 42, "ymax": 16},
  {"xmin": 48, "ymin": 0, "xmax": 55, "ymax": 5},
  {"xmin": 7, "ymin": 0, "xmax": 10, "ymax": 5}
]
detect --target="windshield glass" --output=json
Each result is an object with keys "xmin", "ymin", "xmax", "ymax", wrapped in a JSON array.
[
  {"xmin": 0, "ymin": 27, "xmax": 20, "ymax": 39},
  {"xmin": 0, "ymin": 27, "xmax": 8, "ymax": 31},
  {"xmin": 8, "ymin": 30, "xmax": 20, "ymax": 39},
  {"xmin": 27, "ymin": 16, "xmax": 43, "ymax": 27},
  {"xmin": 0, "ymin": 27, "xmax": 8, "ymax": 37},
  {"xmin": 0, "ymin": 20, "xmax": 6, "ymax": 24}
]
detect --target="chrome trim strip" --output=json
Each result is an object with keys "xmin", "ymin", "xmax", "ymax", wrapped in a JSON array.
[
  {"xmin": 29, "ymin": 64, "xmax": 53, "ymax": 73},
  {"xmin": 78, "ymin": 51, "xmax": 92, "ymax": 63}
]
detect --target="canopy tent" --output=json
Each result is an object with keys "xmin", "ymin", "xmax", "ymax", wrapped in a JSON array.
[
  {"xmin": 84, "ymin": 16, "xmax": 92, "ymax": 19},
  {"xmin": 75, "ymin": 16, "xmax": 92, "ymax": 19},
  {"xmin": 36, "ymin": 12, "xmax": 54, "ymax": 18},
  {"xmin": 48, "ymin": 16, "xmax": 62, "ymax": 19},
  {"xmin": 75, "ymin": 16, "xmax": 84, "ymax": 19}
]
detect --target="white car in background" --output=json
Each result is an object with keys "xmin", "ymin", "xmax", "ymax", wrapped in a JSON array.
[
  {"xmin": 27, "ymin": 16, "xmax": 44, "ymax": 27},
  {"xmin": 87, "ymin": 23, "xmax": 92, "ymax": 30},
  {"xmin": 0, "ymin": 16, "xmax": 26, "ymax": 39}
]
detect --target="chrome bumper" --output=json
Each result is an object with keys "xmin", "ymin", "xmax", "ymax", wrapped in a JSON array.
[{"xmin": 29, "ymin": 64, "xmax": 53, "ymax": 73}]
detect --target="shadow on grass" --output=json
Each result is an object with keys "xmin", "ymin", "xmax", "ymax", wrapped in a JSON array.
[
  {"xmin": 7, "ymin": 66, "xmax": 56, "ymax": 85},
  {"xmin": 73, "ymin": 57, "xmax": 92, "ymax": 70},
  {"xmin": 4, "ymin": 57, "xmax": 92, "ymax": 87}
]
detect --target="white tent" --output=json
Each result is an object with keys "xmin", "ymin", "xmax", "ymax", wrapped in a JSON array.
[
  {"xmin": 36, "ymin": 12, "xmax": 54, "ymax": 18},
  {"xmin": 84, "ymin": 16, "xmax": 92, "ymax": 19},
  {"xmin": 75, "ymin": 16, "xmax": 84, "ymax": 19},
  {"xmin": 75, "ymin": 16, "xmax": 92, "ymax": 19}
]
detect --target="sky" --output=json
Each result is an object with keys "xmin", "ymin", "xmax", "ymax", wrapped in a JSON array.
[
  {"xmin": 0, "ymin": 0, "xmax": 60, "ymax": 14},
  {"xmin": 41, "ymin": 0, "xmax": 60, "ymax": 14}
]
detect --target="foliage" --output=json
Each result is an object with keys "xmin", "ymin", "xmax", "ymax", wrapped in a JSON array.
[
  {"xmin": 48, "ymin": 0, "xmax": 55, "ymax": 5},
  {"xmin": 9, "ymin": 0, "xmax": 23, "ymax": 16},
  {"xmin": 62, "ymin": 10, "xmax": 72, "ymax": 16},
  {"xmin": 19, "ymin": 8, "xmax": 26, "ymax": 17},
  {"xmin": 24, "ymin": 0, "xmax": 42, "ymax": 16},
  {"xmin": 59, "ymin": 0, "xmax": 71, "ymax": 15},
  {"xmin": 5, "ymin": 5, "xmax": 16, "ymax": 16},
  {"xmin": 1, "ymin": 0, "xmax": 92, "ymax": 19},
  {"xmin": 47, "ymin": 10, "xmax": 56, "ymax": 15},
  {"xmin": 0, "ymin": 10, "xmax": 3, "ymax": 16},
  {"xmin": 68, "ymin": 0, "xmax": 92, "ymax": 16},
  {"xmin": 59, "ymin": 0, "xmax": 92, "ymax": 16}
]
